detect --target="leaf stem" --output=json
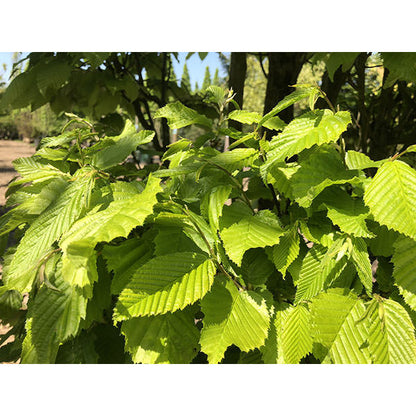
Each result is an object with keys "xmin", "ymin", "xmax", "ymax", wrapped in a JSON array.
[
  {"xmin": 198, "ymin": 158, "xmax": 255, "ymax": 214},
  {"xmin": 317, "ymin": 86, "xmax": 336, "ymax": 113},
  {"xmin": 182, "ymin": 206, "xmax": 245, "ymax": 290}
]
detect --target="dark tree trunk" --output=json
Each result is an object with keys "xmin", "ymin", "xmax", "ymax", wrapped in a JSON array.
[
  {"xmin": 159, "ymin": 52, "xmax": 171, "ymax": 150},
  {"xmin": 369, "ymin": 68, "xmax": 395, "ymax": 160},
  {"xmin": 263, "ymin": 53, "xmax": 307, "ymax": 122},
  {"xmin": 355, "ymin": 52, "xmax": 371, "ymax": 152},
  {"xmin": 316, "ymin": 67, "xmax": 349, "ymax": 110},
  {"xmin": 262, "ymin": 53, "xmax": 307, "ymax": 140},
  {"xmin": 228, "ymin": 52, "xmax": 247, "ymax": 131}
]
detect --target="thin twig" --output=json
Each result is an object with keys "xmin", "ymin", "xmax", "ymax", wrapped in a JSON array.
[
  {"xmin": 258, "ymin": 53, "xmax": 268, "ymax": 79},
  {"xmin": 267, "ymin": 184, "xmax": 281, "ymax": 216},
  {"xmin": 182, "ymin": 206, "xmax": 245, "ymax": 290},
  {"xmin": 197, "ymin": 158, "xmax": 255, "ymax": 214}
]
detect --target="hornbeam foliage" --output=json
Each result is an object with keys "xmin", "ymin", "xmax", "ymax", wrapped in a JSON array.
[{"xmin": 2, "ymin": 85, "xmax": 416, "ymax": 363}]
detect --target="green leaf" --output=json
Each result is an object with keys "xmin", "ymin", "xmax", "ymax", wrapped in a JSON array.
[
  {"xmin": 345, "ymin": 150, "xmax": 384, "ymax": 170},
  {"xmin": 366, "ymin": 221, "xmax": 399, "ymax": 257},
  {"xmin": 322, "ymin": 187, "xmax": 373, "ymax": 237},
  {"xmin": 83, "ymin": 52, "xmax": 110, "ymax": 68},
  {"xmin": 60, "ymin": 175, "xmax": 161, "ymax": 289},
  {"xmin": 221, "ymin": 210, "xmax": 284, "ymax": 266},
  {"xmin": 39, "ymin": 132, "xmax": 75, "ymax": 149},
  {"xmin": 264, "ymin": 110, "xmax": 351, "ymax": 173},
  {"xmin": 122, "ymin": 308, "xmax": 199, "ymax": 364},
  {"xmin": 21, "ymin": 318, "xmax": 37, "ymax": 364},
  {"xmin": 201, "ymin": 184, "xmax": 232, "ymax": 232},
  {"xmin": 310, "ymin": 290, "xmax": 371, "ymax": 363},
  {"xmin": 270, "ymin": 226, "xmax": 300, "ymax": 276},
  {"xmin": 364, "ymin": 160, "xmax": 416, "ymax": 240},
  {"xmin": 228, "ymin": 110, "xmax": 261, "ymax": 125},
  {"xmin": 154, "ymin": 226, "xmax": 201, "ymax": 256},
  {"xmin": 0, "ymin": 177, "xmax": 69, "ymax": 237},
  {"xmin": 200, "ymin": 275, "xmax": 270, "ymax": 363},
  {"xmin": 154, "ymin": 210, "xmax": 215, "ymax": 255},
  {"xmin": 260, "ymin": 302, "xmax": 292, "ymax": 364},
  {"xmin": 403, "ymin": 144, "xmax": 416, "ymax": 155},
  {"xmin": 259, "ymin": 85, "xmax": 322, "ymax": 127},
  {"xmin": 227, "ymin": 133, "xmax": 256, "ymax": 150},
  {"xmin": 281, "ymin": 304, "xmax": 313, "ymax": 363},
  {"xmin": 30, "ymin": 256, "xmax": 88, "ymax": 363},
  {"xmin": 219, "ymin": 200, "xmax": 253, "ymax": 230},
  {"xmin": 262, "ymin": 116, "xmax": 286, "ymax": 131},
  {"xmin": 204, "ymin": 86, "xmax": 226, "ymax": 106},
  {"xmin": 90, "ymin": 122, "xmax": 154, "ymax": 169},
  {"xmin": 154, "ymin": 102, "xmax": 212, "ymax": 129},
  {"xmin": 325, "ymin": 52, "xmax": 360, "ymax": 82},
  {"xmin": 382, "ymin": 52, "xmax": 416, "ymax": 88},
  {"xmin": 392, "ymin": 237, "xmax": 416, "ymax": 310},
  {"xmin": 114, "ymin": 252, "xmax": 216, "ymax": 320},
  {"xmin": 238, "ymin": 349, "xmax": 263, "ymax": 364},
  {"xmin": 291, "ymin": 146, "xmax": 360, "ymax": 208},
  {"xmin": 265, "ymin": 162, "xmax": 300, "ymax": 199},
  {"xmin": 209, "ymin": 148, "xmax": 258, "ymax": 172},
  {"xmin": 295, "ymin": 241, "xmax": 348, "ymax": 303},
  {"xmin": 12, "ymin": 156, "xmax": 70, "ymax": 184},
  {"xmin": 36, "ymin": 61, "xmax": 71, "ymax": 94},
  {"xmin": 162, "ymin": 139, "xmax": 192, "ymax": 161},
  {"xmin": 366, "ymin": 298, "xmax": 416, "ymax": 363},
  {"xmin": 0, "ymin": 70, "xmax": 43, "ymax": 109},
  {"xmin": 241, "ymin": 248, "xmax": 275, "ymax": 286},
  {"xmin": 3, "ymin": 171, "xmax": 95, "ymax": 293},
  {"xmin": 151, "ymin": 164, "xmax": 199, "ymax": 178},
  {"xmin": 102, "ymin": 238, "xmax": 154, "ymax": 294},
  {"xmin": 56, "ymin": 331, "xmax": 98, "ymax": 364},
  {"xmin": 299, "ymin": 213, "xmax": 336, "ymax": 248},
  {"xmin": 35, "ymin": 147, "xmax": 72, "ymax": 162},
  {"xmin": 350, "ymin": 237, "xmax": 373, "ymax": 295}
]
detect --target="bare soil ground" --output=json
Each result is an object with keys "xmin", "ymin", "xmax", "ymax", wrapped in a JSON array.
[
  {"xmin": 0, "ymin": 140, "xmax": 35, "ymax": 362},
  {"xmin": 0, "ymin": 140, "xmax": 35, "ymax": 206}
]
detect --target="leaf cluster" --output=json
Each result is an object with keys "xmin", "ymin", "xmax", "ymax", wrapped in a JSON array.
[{"xmin": 2, "ymin": 85, "xmax": 416, "ymax": 364}]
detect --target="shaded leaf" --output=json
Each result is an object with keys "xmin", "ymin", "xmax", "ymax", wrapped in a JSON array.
[
  {"xmin": 221, "ymin": 210, "xmax": 284, "ymax": 266},
  {"xmin": 122, "ymin": 308, "xmax": 199, "ymax": 363},
  {"xmin": 200, "ymin": 275, "xmax": 270, "ymax": 363}
]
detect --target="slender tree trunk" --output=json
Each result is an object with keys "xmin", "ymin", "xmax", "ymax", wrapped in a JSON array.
[
  {"xmin": 263, "ymin": 52, "xmax": 307, "ymax": 138},
  {"xmin": 369, "ymin": 68, "xmax": 395, "ymax": 160},
  {"xmin": 355, "ymin": 52, "xmax": 371, "ymax": 152},
  {"xmin": 228, "ymin": 52, "xmax": 247, "ymax": 131},
  {"xmin": 159, "ymin": 52, "xmax": 171, "ymax": 150}
]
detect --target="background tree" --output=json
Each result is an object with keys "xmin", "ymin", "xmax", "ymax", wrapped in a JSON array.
[
  {"xmin": 263, "ymin": 53, "xmax": 308, "ymax": 125},
  {"xmin": 243, "ymin": 54, "xmax": 268, "ymax": 114},
  {"xmin": 212, "ymin": 68, "xmax": 220, "ymax": 86},
  {"xmin": 202, "ymin": 66, "xmax": 211, "ymax": 90},
  {"xmin": 180, "ymin": 63, "xmax": 191, "ymax": 92},
  {"xmin": 228, "ymin": 52, "xmax": 247, "ymax": 131}
]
